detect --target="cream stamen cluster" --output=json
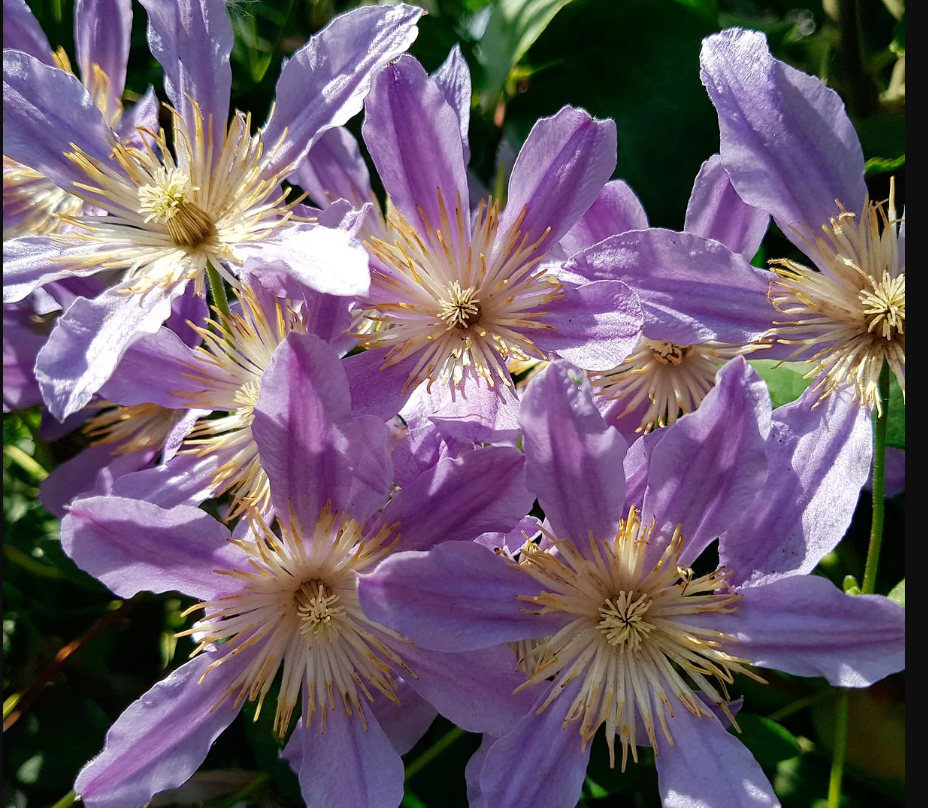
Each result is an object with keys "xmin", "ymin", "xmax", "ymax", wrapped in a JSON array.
[
  {"xmin": 767, "ymin": 184, "xmax": 905, "ymax": 414},
  {"xmin": 180, "ymin": 286, "xmax": 305, "ymax": 517},
  {"xmin": 591, "ymin": 339, "xmax": 753, "ymax": 433},
  {"xmin": 363, "ymin": 190, "xmax": 563, "ymax": 391},
  {"xmin": 181, "ymin": 505, "xmax": 409, "ymax": 735},
  {"xmin": 514, "ymin": 510, "xmax": 761, "ymax": 769}
]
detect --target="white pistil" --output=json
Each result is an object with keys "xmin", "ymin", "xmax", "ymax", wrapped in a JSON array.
[
  {"xmin": 767, "ymin": 184, "xmax": 905, "ymax": 414},
  {"xmin": 180, "ymin": 505, "xmax": 410, "ymax": 736},
  {"xmin": 513, "ymin": 510, "xmax": 762, "ymax": 770},
  {"xmin": 362, "ymin": 190, "xmax": 563, "ymax": 391},
  {"xmin": 591, "ymin": 339, "xmax": 755, "ymax": 433},
  {"xmin": 179, "ymin": 286, "xmax": 305, "ymax": 517},
  {"xmin": 83, "ymin": 402, "xmax": 179, "ymax": 455},
  {"xmin": 51, "ymin": 99, "xmax": 304, "ymax": 295}
]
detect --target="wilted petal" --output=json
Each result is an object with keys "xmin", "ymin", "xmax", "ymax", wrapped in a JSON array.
[
  {"xmin": 61, "ymin": 496, "xmax": 241, "ymax": 601},
  {"xmin": 3, "ymin": 51, "xmax": 117, "ymax": 191},
  {"xmin": 75, "ymin": 0, "xmax": 132, "ymax": 102},
  {"xmin": 359, "ymin": 541, "xmax": 565, "ymax": 652},
  {"xmin": 559, "ymin": 179, "xmax": 649, "ymax": 256},
  {"xmin": 700, "ymin": 28, "xmax": 866, "ymax": 248},
  {"xmin": 281, "ymin": 703, "xmax": 404, "ymax": 808},
  {"xmin": 563, "ymin": 228, "xmax": 774, "ymax": 345},
  {"xmin": 76, "ymin": 650, "xmax": 254, "ymax": 808},
  {"xmin": 252, "ymin": 332, "xmax": 391, "ymax": 525},
  {"xmin": 656, "ymin": 706, "xmax": 777, "ymax": 808},
  {"xmin": 522, "ymin": 360, "xmax": 627, "ymax": 549},
  {"xmin": 138, "ymin": 0, "xmax": 233, "ymax": 155},
  {"xmin": 684, "ymin": 154, "xmax": 769, "ymax": 260},
  {"xmin": 362, "ymin": 55, "xmax": 469, "ymax": 239},
  {"xmin": 263, "ymin": 3, "xmax": 424, "ymax": 177},
  {"xmin": 500, "ymin": 106, "xmax": 617, "ymax": 255},
  {"xmin": 641, "ymin": 358, "xmax": 770, "ymax": 567},
  {"xmin": 535, "ymin": 279, "xmax": 642, "ymax": 371},
  {"xmin": 36, "ymin": 283, "xmax": 184, "ymax": 420},
  {"xmin": 480, "ymin": 679, "xmax": 591, "ymax": 808},
  {"xmin": 730, "ymin": 575, "xmax": 905, "ymax": 687},
  {"xmin": 722, "ymin": 386, "xmax": 872, "ymax": 586}
]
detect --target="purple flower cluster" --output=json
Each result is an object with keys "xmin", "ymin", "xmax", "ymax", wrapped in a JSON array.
[{"xmin": 2, "ymin": 3, "xmax": 904, "ymax": 808}]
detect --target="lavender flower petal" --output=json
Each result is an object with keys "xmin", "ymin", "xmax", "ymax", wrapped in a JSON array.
[
  {"xmin": 263, "ymin": 3, "xmax": 424, "ymax": 177},
  {"xmin": 3, "ymin": 0, "xmax": 54, "ymax": 63},
  {"xmin": 500, "ymin": 106, "xmax": 617, "ymax": 253},
  {"xmin": 370, "ymin": 679, "xmax": 437, "ymax": 756},
  {"xmin": 522, "ymin": 360, "xmax": 627, "ymax": 550},
  {"xmin": 684, "ymin": 154, "xmax": 769, "ymax": 260},
  {"xmin": 655, "ymin": 706, "xmax": 777, "ymax": 808},
  {"xmin": 108, "ymin": 451, "xmax": 221, "ymax": 510},
  {"xmin": 281, "ymin": 704, "xmax": 404, "ymax": 808},
  {"xmin": 559, "ymin": 179, "xmax": 649, "ymax": 256},
  {"xmin": 3, "ymin": 237, "xmax": 112, "ymax": 303},
  {"xmin": 61, "ymin": 496, "xmax": 241, "ymax": 601},
  {"xmin": 75, "ymin": 0, "xmax": 132, "ymax": 101},
  {"xmin": 291, "ymin": 127, "xmax": 372, "ymax": 210},
  {"xmin": 432, "ymin": 44, "xmax": 472, "ymax": 163}
]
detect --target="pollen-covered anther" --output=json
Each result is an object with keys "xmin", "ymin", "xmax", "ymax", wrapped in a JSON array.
[
  {"xmin": 439, "ymin": 281, "xmax": 482, "ymax": 330},
  {"xmin": 513, "ymin": 510, "xmax": 762, "ymax": 770},
  {"xmin": 138, "ymin": 167, "xmax": 216, "ymax": 248}
]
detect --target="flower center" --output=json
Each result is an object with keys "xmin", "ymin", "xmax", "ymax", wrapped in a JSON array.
[
  {"xmin": 439, "ymin": 281, "xmax": 482, "ymax": 330},
  {"xmin": 651, "ymin": 341, "xmax": 688, "ymax": 365},
  {"xmin": 598, "ymin": 592, "xmax": 653, "ymax": 649},
  {"xmin": 362, "ymin": 190, "xmax": 562, "ymax": 390},
  {"xmin": 513, "ymin": 510, "xmax": 761, "ymax": 770},
  {"xmin": 182, "ymin": 507, "xmax": 408, "ymax": 736},
  {"xmin": 767, "ymin": 183, "xmax": 904, "ymax": 415},
  {"xmin": 138, "ymin": 167, "xmax": 216, "ymax": 248}
]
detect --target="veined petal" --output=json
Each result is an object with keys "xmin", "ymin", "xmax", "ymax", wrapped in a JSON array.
[
  {"xmin": 722, "ymin": 386, "xmax": 872, "ymax": 586},
  {"xmin": 432, "ymin": 44, "xmax": 472, "ymax": 163},
  {"xmin": 563, "ymin": 228, "xmax": 774, "ymax": 345},
  {"xmin": 700, "ymin": 28, "xmax": 866, "ymax": 247},
  {"xmin": 35, "ymin": 282, "xmax": 185, "ymax": 420},
  {"xmin": 641, "ymin": 358, "xmax": 770, "ymax": 567},
  {"xmin": 75, "ymin": 0, "xmax": 132, "ymax": 102},
  {"xmin": 2, "ymin": 237, "xmax": 112, "ymax": 303},
  {"xmin": 362, "ymin": 54, "xmax": 470, "ymax": 239},
  {"xmin": 75, "ymin": 650, "xmax": 254, "ymax": 808},
  {"xmin": 656, "ymin": 706, "xmax": 777, "ymax": 808},
  {"xmin": 263, "ymin": 2, "xmax": 424, "ymax": 177},
  {"xmin": 3, "ymin": 0, "xmax": 54, "ymax": 64},
  {"xmin": 252, "ymin": 332, "xmax": 392, "ymax": 526},
  {"xmin": 684, "ymin": 154, "xmax": 769, "ymax": 260},
  {"xmin": 115, "ymin": 85, "xmax": 159, "ymax": 147},
  {"xmin": 343, "ymin": 346, "xmax": 418, "ymax": 421},
  {"xmin": 729, "ymin": 576, "xmax": 905, "ymax": 687},
  {"xmin": 479, "ymin": 678, "xmax": 591, "ymax": 808},
  {"xmin": 426, "ymin": 374, "xmax": 522, "ymax": 444},
  {"xmin": 559, "ymin": 179, "xmax": 649, "ymax": 256},
  {"xmin": 359, "ymin": 541, "xmax": 565, "ymax": 651},
  {"xmin": 138, "ymin": 0, "xmax": 233, "ymax": 156},
  {"xmin": 3, "ymin": 50, "xmax": 118, "ymax": 190},
  {"xmin": 500, "ymin": 106, "xmax": 617, "ymax": 255},
  {"xmin": 62, "ymin": 496, "xmax": 241, "ymax": 601},
  {"xmin": 379, "ymin": 446, "xmax": 534, "ymax": 553},
  {"xmin": 282, "ymin": 702, "xmax": 404, "ymax": 808},
  {"xmin": 534, "ymin": 279, "xmax": 642, "ymax": 371},
  {"xmin": 522, "ymin": 360, "xmax": 627, "ymax": 549},
  {"xmin": 108, "ymin": 450, "xmax": 220, "ymax": 509},
  {"xmin": 290, "ymin": 127, "xmax": 373, "ymax": 210}
]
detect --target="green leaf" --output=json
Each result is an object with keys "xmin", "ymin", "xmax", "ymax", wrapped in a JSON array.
[
  {"xmin": 735, "ymin": 714, "xmax": 803, "ymax": 768},
  {"xmin": 749, "ymin": 360, "xmax": 813, "ymax": 409},
  {"xmin": 503, "ymin": 0, "xmax": 719, "ymax": 227},
  {"xmin": 888, "ymin": 579, "xmax": 905, "ymax": 606},
  {"xmin": 478, "ymin": 0, "xmax": 578, "ymax": 97},
  {"xmin": 885, "ymin": 375, "xmax": 905, "ymax": 449}
]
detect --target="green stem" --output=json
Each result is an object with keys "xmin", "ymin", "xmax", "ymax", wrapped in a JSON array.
[
  {"xmin": 827, "ymin": 690, "xmax": 850, "ymax": 808},
  {"xmin": 862, "ymin": 364, "xmax": 891, "ymax": 596},
  {"xmin": 828, "ymin": 365, "xmax": 891, "ymax": 807},
  {"xmin": 404, "ymin": 726, "xmax": 466, "ymax": 781},
  {"xmin": 206, "ymin": 262, "xmax": 232, "ymax": 325},
  {"xmin": 48, "ymin": 791, "xmax": 76, "ymax": 808}
]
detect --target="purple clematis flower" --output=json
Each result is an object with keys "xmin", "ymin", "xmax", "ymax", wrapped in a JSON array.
[
  {"xmin": 700, "ymin": 28, "xmax": 904, "ymax": 414},
  {"xmin": 3, "ymin": 0, "xmax": 425, "ymax": 420},
  {"xmin": 61, "ymin": 330, "xmax": 538, "ymax": 808},
  {"xmin": 358, "ymin": 358, "xmax": 902, "ymax": 808},
  {"xmin": 557, "ymin": 162, "xmax": 771, "ymax": 440},
  {"xmin": 341, "ymin": 54, "xmax": 642, "ymax": 423},
  {"xmin": 3, "ymin": 0, "xmax": 159, "ymax": 238}
]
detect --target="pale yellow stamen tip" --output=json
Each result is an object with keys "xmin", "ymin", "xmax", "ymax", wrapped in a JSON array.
[{"xmin": 138, "ymin": 167, "xmax": 215, "ymax": 248}]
